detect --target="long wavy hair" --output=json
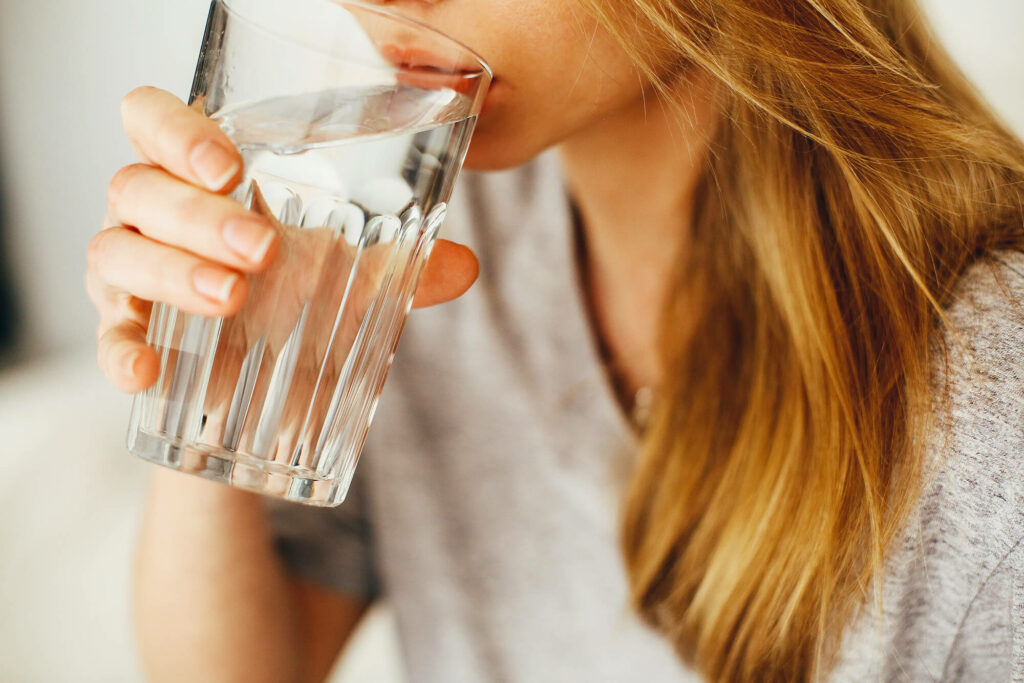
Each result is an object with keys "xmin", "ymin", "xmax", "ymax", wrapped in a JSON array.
[{"xmin": 577, "ymin": 0, "xmax": 1024, "ymax": 679}]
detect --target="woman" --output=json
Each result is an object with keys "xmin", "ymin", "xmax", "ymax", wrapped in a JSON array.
[{"xmin": 86, "ymin": 0, "xmax": 1024, "ymax": 680}]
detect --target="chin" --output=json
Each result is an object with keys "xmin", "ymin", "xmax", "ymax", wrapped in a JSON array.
[{"xmin": 461, "ymin": 130, "xmax": 547, "ymax": 172}]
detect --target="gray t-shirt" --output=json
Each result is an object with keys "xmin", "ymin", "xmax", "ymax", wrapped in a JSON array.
[{"xmin": 268, "ymin": 153, "xmax": 1024, "ymax": 682}]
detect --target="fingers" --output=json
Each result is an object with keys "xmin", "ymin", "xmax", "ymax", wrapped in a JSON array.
[
  {"xmin": 121, "ymin": 86, "xmax": 242, "ymax": 192},
  {"xmin": 86, "ymin": 267, "xmax": 152, "ymax": 336},
  {"xmin": 97, "ymin": 320, "xmax": 160, "ymax": 393},
  {"xmin": 87, "ymin": 226, "xmax": 249, "ymax": 318},
  {"xmin": 412, "ymin": 239, "xmax": 479, "ymax": 308},
  {"xmin": 106, "ymin": 164, "xmax": 278, "ymax": 272}
]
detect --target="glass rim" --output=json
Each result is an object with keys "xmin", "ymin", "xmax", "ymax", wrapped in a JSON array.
[{"xmin": 219, "ymin": 0, "xmax": 493, "ymax": 81}]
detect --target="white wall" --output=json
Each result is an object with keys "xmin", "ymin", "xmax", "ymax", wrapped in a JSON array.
[
  {"xmin": 0, "ymin": 0, "xmax": 210, "ymax": 358},
  {"xmin": 0, "ymin": 1, "xmax": 1022, "ymax": 357},
  {"xmin": 0, "ymin": 3, "xmax": 1020, "ymax": 683},
  {"xmin": 920, "ymin": 0, "xmax": 1024, "ymax": 132}
]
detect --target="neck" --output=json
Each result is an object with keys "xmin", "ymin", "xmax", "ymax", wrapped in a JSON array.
[{"xmin": 558, "ymin": 80, "xmax": 716, "ymax": 395}]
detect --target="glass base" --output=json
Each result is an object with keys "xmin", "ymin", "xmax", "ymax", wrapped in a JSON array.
[{"xmin": 128, "ymin": 429, "xmax": 348, "ymax": 506}]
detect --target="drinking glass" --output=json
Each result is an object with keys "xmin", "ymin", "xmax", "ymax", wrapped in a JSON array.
[{"xmin": 127, "ymin": 0, "xmax": 491, "ymax": 506}]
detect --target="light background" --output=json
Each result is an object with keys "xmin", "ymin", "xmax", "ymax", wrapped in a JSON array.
[
  {"xmin": 0, "ymin": 1, "xmax": 1021, "ymax": 682},
  {"xmin": 0, "ymin": 0, "xmax": 1023, "ymax": 359}
]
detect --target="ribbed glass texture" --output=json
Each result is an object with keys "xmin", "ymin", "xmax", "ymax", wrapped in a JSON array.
[{"xmin": 126, "ymin": 0, "xmax": 490, "ymax": 505}]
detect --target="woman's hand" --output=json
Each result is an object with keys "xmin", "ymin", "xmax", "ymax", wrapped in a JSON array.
[{"xmin": 87, "ymin": 86, "xmax": 479, "ymax": 395}]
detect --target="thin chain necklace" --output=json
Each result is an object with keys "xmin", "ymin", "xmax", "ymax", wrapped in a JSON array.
[{"xmin": 570, "ymin": 204, "xmax": 655, "ymax": 433}]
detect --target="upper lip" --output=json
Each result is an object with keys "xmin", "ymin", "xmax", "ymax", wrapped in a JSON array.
[{"xmin": 380, "ymin": 44, "xmax": 488, "ymax": 78}]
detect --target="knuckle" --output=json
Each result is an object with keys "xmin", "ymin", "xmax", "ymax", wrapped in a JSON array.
[
  {"xmin": 155, "ymin": 108, "xmax": 205, "ymax": 161},
  {"xmin": 120, "ymin": 86, "xmax": 158, "ymax": 121},
  {"xmin": 96, "ymin": 329, "xmax": 119, "ymax": 373},
  {"xmin": 124, "ymin": 296, "xmax": 153, "ymax": 327},
  {"xmin": 106, "ymin": 163, "xmax": 148, "ymax": 211},
  {"xmin": 110, "ymin": 289, "xmax": 138, "ymax": 320},
  {"xmin": 176, "ymin": 190, "xmax": 211, "ymax": 229},
  {"xmin": 144, "ymin": 257, "xmax": 176, "ymax": 303},
  {"xmin": 86, "ymin": 228, "xmax": 116, "ymax": 272}
]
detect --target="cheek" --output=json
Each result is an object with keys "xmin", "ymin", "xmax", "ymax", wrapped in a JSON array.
[
  {"xmin": 463, "ymin": 70, "xmax": 645, "ymax": 170},
  {"xmin": 460, "ymin": 13, "xmax": 644, "ymax": 169}
]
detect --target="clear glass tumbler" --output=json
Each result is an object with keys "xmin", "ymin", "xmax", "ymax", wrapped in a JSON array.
[{"xmin": 127, "ymin": 0, "xmax": 491, "ymax": 506}]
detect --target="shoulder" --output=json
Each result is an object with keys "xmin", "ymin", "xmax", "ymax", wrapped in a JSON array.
[
  {"xmin": 941, "ymin": 249, "xmax": 1024, "ymax": 359},
  {"xmin": 936, "ymin": 249, "xmax": 1024, "ymax": 461},
  {"xmin": 938, "ymin": 249, "xmax": 1024, "ymax": 436},
  {"xmin": 924, "ymin": 249, "xmax": 1024, "ymax": 555},
  {"xmin": 832, "ymin": 251, "xmax": 1024, "ymax": 680}
]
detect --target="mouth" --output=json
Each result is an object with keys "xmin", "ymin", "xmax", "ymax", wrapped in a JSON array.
[
  {"xmin": 381, "ymin": 44, "xmax": 486, "ymax": 75},
  {"xmin": 380, "ymin": 44, "xmax": 493, "ymax": 98}
]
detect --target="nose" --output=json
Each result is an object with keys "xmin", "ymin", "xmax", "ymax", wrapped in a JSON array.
[{"xmin": 356, "ymin": 0, "xmax": 445, "ymax": 25}]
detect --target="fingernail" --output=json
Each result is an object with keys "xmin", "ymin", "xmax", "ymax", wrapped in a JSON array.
[
  {"xmin": 192, "ymin": 266, "xmax": 240, "ymax": 303},
  {"xmin": 190, "ymin": 140, "xmax": 240, "ymax": 191},
  {"xmin": 121, "ymin": 349, "xmax": 143, "ymax": 377},
  {"xmin": 223, "ymin": 218, "xmax": 276, "ymax": 263}
]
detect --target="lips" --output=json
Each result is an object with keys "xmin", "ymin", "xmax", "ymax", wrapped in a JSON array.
[
  {"xmin": 380, "ymin": 44, "xmax": 479, "ymax": 75},
  {"xmin": 380, "ymin": 44, "xmax": 491, "ymax": 96}
]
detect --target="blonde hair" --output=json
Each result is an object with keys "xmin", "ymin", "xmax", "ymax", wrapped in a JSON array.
[{"xmin": 578, "ymin": 0, "xmax": 1024, "ymax": 679}]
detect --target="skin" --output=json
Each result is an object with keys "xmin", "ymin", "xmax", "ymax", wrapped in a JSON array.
[{"xmin": 86, "ymin": 1, "xmax": 717, "ymax": 680}]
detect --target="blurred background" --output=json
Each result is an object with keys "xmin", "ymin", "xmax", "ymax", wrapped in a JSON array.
[{"xmin": 0, "ymin": 1, "xmax": 1021, "ymax": 680}]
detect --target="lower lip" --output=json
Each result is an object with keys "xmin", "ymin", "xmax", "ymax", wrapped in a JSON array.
[
  {"xmin": 394, "ymin": 69, "xmax": 500, "ymax": 119},
  {"xmin": 395, "ymin": 67, "xmax": 479, "ymax": 95},
  {"xmin": 380, "ymin": 43, "xmax": 498, "ymax": 117}
]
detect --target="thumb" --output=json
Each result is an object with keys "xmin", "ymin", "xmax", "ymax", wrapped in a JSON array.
[{"xmin": 412, "ymin": 239, "xmax": 479, "ymax": 308}]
